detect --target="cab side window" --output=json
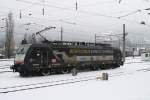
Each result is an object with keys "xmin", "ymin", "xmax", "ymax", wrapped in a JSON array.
[
  {"xmin": 29, "ymin": 48, "xmax": 41, "ymax": 63},
  {"xmin": 32, "ymin": 48, "xmax": 40, "ymax": 58}
]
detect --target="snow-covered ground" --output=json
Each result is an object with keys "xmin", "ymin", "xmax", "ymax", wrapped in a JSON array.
[
  {"xmin": 0, "ymin": 59, "xmax": 14, "ymax": 72},
  {"xmin": 0, "ymin": 57, "xmax": 150, "ymax": 100}
]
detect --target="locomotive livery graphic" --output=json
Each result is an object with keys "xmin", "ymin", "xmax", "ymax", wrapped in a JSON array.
[{"xmin": 11, "ymin": 41, "xmax": 123, "ymax": 76}]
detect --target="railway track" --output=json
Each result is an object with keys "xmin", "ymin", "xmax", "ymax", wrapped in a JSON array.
[
  {"xmin": 124, "ymin": 61, "xmax": 147, "ymax": 64},
  {"xmin": 0, "ymin": 66, "xmax": 12, "ymax": 74},
  {"xmin": 0, "ymin": 64, "xmax": 12, "ymax": 67},
  {"xmin": 0, "ymin": 71, "xmax": 13, "ymax": 74},
  {"xmin": 0, "ymin": 59, "xmax": 14, "ymax": 62},
  {"xmin": 0, "ymin": 66, "xmax": 10, "ymax": 69},
  {"xmin": 0, "ymin": 67, "xmax": 150, "ymax": 94}
]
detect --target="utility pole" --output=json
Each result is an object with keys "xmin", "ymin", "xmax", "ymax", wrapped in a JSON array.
[
  {"xmin": 118, "ymin": 38, "xmax": 121, "ymax": 49},
  {"xmin": 123, "ymin": 24, "xmax": 126, "ymax": 62},
  {"xmin": 61, "ymin": 27, "xmax": 63, "ymax": 41},
  {"xmin": 95, "ymin": 34, "xmax": 96, "ymax": 44}
]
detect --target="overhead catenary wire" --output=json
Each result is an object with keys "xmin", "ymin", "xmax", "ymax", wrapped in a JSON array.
[
  {"xmin": 0, "ymin": 2, "xmax": 35, "ymax": 20},
  {"xmin": 40, "ymin": 0, "xmax": 75, "ymax": 8},
  {"xmin": 0, "ymin": 0, "xmax": 148, "ymax": 26},
  {"xmin": 15, "ymin": 0, "xmax": 120, "ymax": 19},
  {"xmin": 14, "ymin": 12, "xmax": 150, "ymax": 38},
  {"xmin": 4, "ymin": 12, "xmax": 150, "ymax": 42},
  {"xmin": 0, "ymin": 0, "xmax": 144, "ymax": 28},
  {"xmin": 1, "ymin": 0, "xmax": 150, "ymax": 41},
  {"xmin": 15, "ymin": 0, "xmax": 150, "ymax": 27},
  {"xmin": 117, "ymin": 10, "xmax": 141, "ymax": 18},
  {"xmin": 116, "ymin": 7, "xmax": 150, "ymax": 18},
  {"xmin": 15, "ymin": 14, "xmax": 101, "ymax": 32}
]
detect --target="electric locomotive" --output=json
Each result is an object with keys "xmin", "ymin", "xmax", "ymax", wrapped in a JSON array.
[{"xmin": 11, "ymin": 40, "xmax": 123, "ymax": 76}]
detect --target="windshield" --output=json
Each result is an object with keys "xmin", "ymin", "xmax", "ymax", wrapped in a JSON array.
[
  {"xmin": 15, "ymin": 44, "xmax": 31, "ymax": 62},
  {"xmin": 16, "ymin": 44, "xmax": 30, "ymax": 54}
]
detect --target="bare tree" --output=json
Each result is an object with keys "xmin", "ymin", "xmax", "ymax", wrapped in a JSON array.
[
  {"xmin": 0, "ymin": 37, "xmax": 5, "ymax": 55},
  {"xmin": 5, "ymin": 12, "xmax": 15, "ymax": 58}
]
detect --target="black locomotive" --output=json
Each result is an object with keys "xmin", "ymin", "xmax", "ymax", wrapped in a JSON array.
[{"xmin": 11, "ymin": 41, "xmax": 123, "ymax": 76}]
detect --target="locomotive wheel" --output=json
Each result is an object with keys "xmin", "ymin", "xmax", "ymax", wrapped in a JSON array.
[
  {"xmin": 20, "ymin": 71, "xmax": 28, "ymax": 77},
  {"xmin": 112, "ymin": 64, "xmax": 120, "ymax": 69},
  {"xmin": 71, "ymin": 68, "xmax": 78, "ymax": 76},
  {"xmin": 91, "ymin": 65, "xmax": 100, "ymax": 71},
  {"xmin": 41, "ymin": 70, "xmax": 50, "ymax": 76},
  {"xmin": 100, "ymin": 65, "xmax": 106, "ymax": 70},
  {"xmin": 61, "ymin": 69, "xmax": 69, "ymax": 74}
]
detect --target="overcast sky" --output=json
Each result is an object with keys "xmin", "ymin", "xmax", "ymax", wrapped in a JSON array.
[{"xmin": 0, "ymin": 0, "xmax": 150, "ymax": 43}]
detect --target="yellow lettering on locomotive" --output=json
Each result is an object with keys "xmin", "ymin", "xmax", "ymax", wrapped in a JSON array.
[{"xmin": 70, "ymin": 49, "xmax": 90, "ymax": 54}]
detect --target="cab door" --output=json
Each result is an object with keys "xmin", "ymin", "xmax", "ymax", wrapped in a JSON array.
[
  {"xmin": 29, "ymin": 48, "xmax": 41, "ymax": 68},
  {"xmin": 41, "ymin": 48, "xmax": 49, "ymax": 68}
]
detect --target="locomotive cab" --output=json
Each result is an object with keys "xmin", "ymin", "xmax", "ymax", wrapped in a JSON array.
[
  {"xmin": 12, "ymin": 44, "xmax": 53, "ymax": 76},
  {"xmin": 14, "ymin": 44, "xmax": 31, "ymax": 65}
]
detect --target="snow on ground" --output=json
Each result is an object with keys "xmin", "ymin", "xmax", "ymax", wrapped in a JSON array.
[
  {"xmin": 0, "ymin": 58, "xmax": 14, "ymax": 67},
  {"xmin": 0, "ymin": 57, "xmax": 150, "ymax": 100},
  {"xmin": 0, "ymin": 59, "xmax": 14, "ymax": 72}
]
